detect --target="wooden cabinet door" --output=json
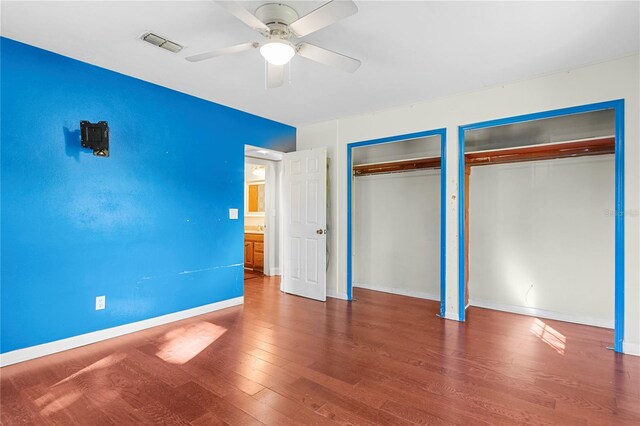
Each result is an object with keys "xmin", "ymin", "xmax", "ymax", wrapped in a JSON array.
[
  {"xmin": 253, "ymin": 241, "xmax": 264, "ymax": 271},
  {"xmin": 244, "ymin": 241, "xmax": 254, "ymax": 266},
  {"xmin": 254, "ymin": 251, "xmax": 264, "ymax": 271}
]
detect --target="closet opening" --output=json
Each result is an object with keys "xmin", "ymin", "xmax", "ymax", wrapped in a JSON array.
[
  {"xmin": 459, "ymin": 102, "xmax": 624, "ymax": 351},
  {"xmin": 347, "ymin": 129, "xmax": 446, "ymax": 316}
]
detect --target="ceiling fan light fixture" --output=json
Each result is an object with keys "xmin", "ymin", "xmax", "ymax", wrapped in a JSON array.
[{"xmin": 259, "ymin": 39, "xmax": 295, "ymax": 65}]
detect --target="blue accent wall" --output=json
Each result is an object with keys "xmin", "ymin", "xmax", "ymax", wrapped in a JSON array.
[{"xmin": 0, "ymin": 37, "xmax": 295, "ymax": 353}]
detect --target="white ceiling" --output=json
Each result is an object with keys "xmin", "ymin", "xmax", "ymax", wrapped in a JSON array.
[
  {"xmin": 245, "ymin": 144, "xmax": 284, "ymax": 160},
  {"xmin": 2, "ymin": 1, "xmax": 639, "ymax": 126}
]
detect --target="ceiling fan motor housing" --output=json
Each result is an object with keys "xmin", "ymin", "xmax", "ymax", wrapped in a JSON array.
[{"xmin": 255, "ymin": 3, "xmax": 299, "ymax": 37}]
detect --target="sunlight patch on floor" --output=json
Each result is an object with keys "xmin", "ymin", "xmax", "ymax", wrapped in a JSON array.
[
  {"xmin": 529, "ymin": 318, "xmax": 566, "ymax": 355},
  {"xmin": 155, "ymin": 321, "xmax": 227, "ymax": 364},
  {"xmin": 52, "ymin": 352, "xmax": 127, "ymax": 387},
  {"xmin": 37, "ymin": 390, "xmax": 83, "ymax": 416},
  {"xmin": 38, "ymin": 352, "xmax": 126, "ymax": 415}
]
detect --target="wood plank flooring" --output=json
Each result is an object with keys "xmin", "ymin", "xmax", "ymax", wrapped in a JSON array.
[{"xmin": 1, "ymin": 275, "xmax": 638, "ymax": 425}]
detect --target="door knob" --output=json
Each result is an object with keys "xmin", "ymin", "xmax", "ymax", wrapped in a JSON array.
[{"xmin": 316, "ymin": 229, "xmax": 327, "ymax": 235}]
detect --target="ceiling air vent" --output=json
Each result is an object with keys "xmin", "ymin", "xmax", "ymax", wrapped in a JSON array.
[{"xmin": 141, "ymin": 32, "xmax": 183, "ymax": 53}]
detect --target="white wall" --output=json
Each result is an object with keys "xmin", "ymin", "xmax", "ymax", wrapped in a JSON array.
[
  {"xmin": 469, "ymin": 156, "xmax": 614, "ymax": 328},
  {"xmin": 353, "ymin": 135, "xmax": 441, "ymax": 164},
  {"xmin": 354, "ymin": 170, "xmax": 441, "ymax": 300},
  {"xmin": 296, "ymin": 55, "xmax": 640, "ymax": 355}
]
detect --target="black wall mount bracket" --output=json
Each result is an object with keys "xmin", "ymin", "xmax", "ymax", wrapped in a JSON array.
[{"xmin": 80, "ymin": 121, "xmax": 109, "ymax": 157}]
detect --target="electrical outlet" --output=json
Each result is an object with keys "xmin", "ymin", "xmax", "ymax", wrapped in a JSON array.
[{"xmin": 95, "ymin": 295, "xmax": 106, "ymax": 310}]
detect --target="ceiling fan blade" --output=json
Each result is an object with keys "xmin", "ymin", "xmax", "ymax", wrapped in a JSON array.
[
  {"xmin": 185, "ymin": 42, "xmax": 257, "ymax": 62},
  {"xmin": 296, "ymin": 42, "xmax": 361, "ymax": 73},
  {"xmin": 289, "ymin": 0, "xmax": 358, "ymax": 37},
  {"xmin": 214, "ymin": 1, "xmax": 270, "ymax": 35},
  {"xmin": 266, "ymin": 62, "xmax": 285, "ymax": 88}
]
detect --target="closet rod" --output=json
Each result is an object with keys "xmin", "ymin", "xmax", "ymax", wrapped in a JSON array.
[
  {"xmin": 465, "ymin": 137, "xmax": 614, "ymax": 167},
  {"xmin": 353, "ymin": 156, "xmax": 441, "ymax": 177}
]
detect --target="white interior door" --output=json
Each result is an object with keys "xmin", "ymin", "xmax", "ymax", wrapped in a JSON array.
[{"xmin": 283, "ymin": 148, "xmax": 327, "ymax": 301}]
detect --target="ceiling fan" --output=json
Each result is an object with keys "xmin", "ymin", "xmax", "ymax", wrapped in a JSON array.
[{"xmin": 186, "ymin": 0, "xmax": 361, "ymax": 88}]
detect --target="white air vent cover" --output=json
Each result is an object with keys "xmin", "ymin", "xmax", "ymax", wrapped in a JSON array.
[{"xmin": 141, "ymin": 32, "xmax": 183, "ymax": 53}]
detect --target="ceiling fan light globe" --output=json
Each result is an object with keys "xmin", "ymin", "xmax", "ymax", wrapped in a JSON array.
[{"xmin": 259, "ymin": 40, "xmax": 295, "ymax": 65}]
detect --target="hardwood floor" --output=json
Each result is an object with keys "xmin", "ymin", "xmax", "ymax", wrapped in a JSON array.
[
  {"xmin": 2, "ymin": 276, "xmax": 638, "ymax": 425},
  {"xmin": 244, "ymin": 270, "xmax": 264, "ymax": 281}
]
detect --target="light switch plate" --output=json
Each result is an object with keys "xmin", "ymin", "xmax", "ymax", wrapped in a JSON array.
[{"xmin": 229, "ymin": 208, "xmax": 238, "ymax": 220}]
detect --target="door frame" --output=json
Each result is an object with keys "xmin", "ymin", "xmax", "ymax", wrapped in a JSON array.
[
  {"xmin": 346, "ymin": 128, "xmax": 447, "ymax": 317},
  {"xmin": 457, "ymin": 99, "xmax": 625, "ymax": 352}
]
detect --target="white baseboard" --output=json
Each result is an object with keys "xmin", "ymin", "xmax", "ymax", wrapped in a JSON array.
[
  {"xmin": 0, "ymin": 296, "xmax": 244, "ymax": 367},
  {"xmin": 267, "ymin": 267, "xmax": 281, "ymax": 276},
  {"xmin": 623, "ymin": 342, "xmax": 640, "ymax": 357},
  {"xmin": 354, "ymin": 282, "xmax": 440, "ymax": 302},
  {"xmin": 440, "ymin": 312, "xmax": 461, "ymax": 321},
  {"xmin": 469, "ymin": 298, "xmax": 614, "ymax": 329},
  {"xmin": 327, "ymin": 290, "xmax": 349, "ymax": 300}
]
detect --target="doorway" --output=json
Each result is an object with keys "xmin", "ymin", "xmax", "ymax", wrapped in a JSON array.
[{"xmin": 244, "ymin": 145, "xmax": 283, "ymax": 282}]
